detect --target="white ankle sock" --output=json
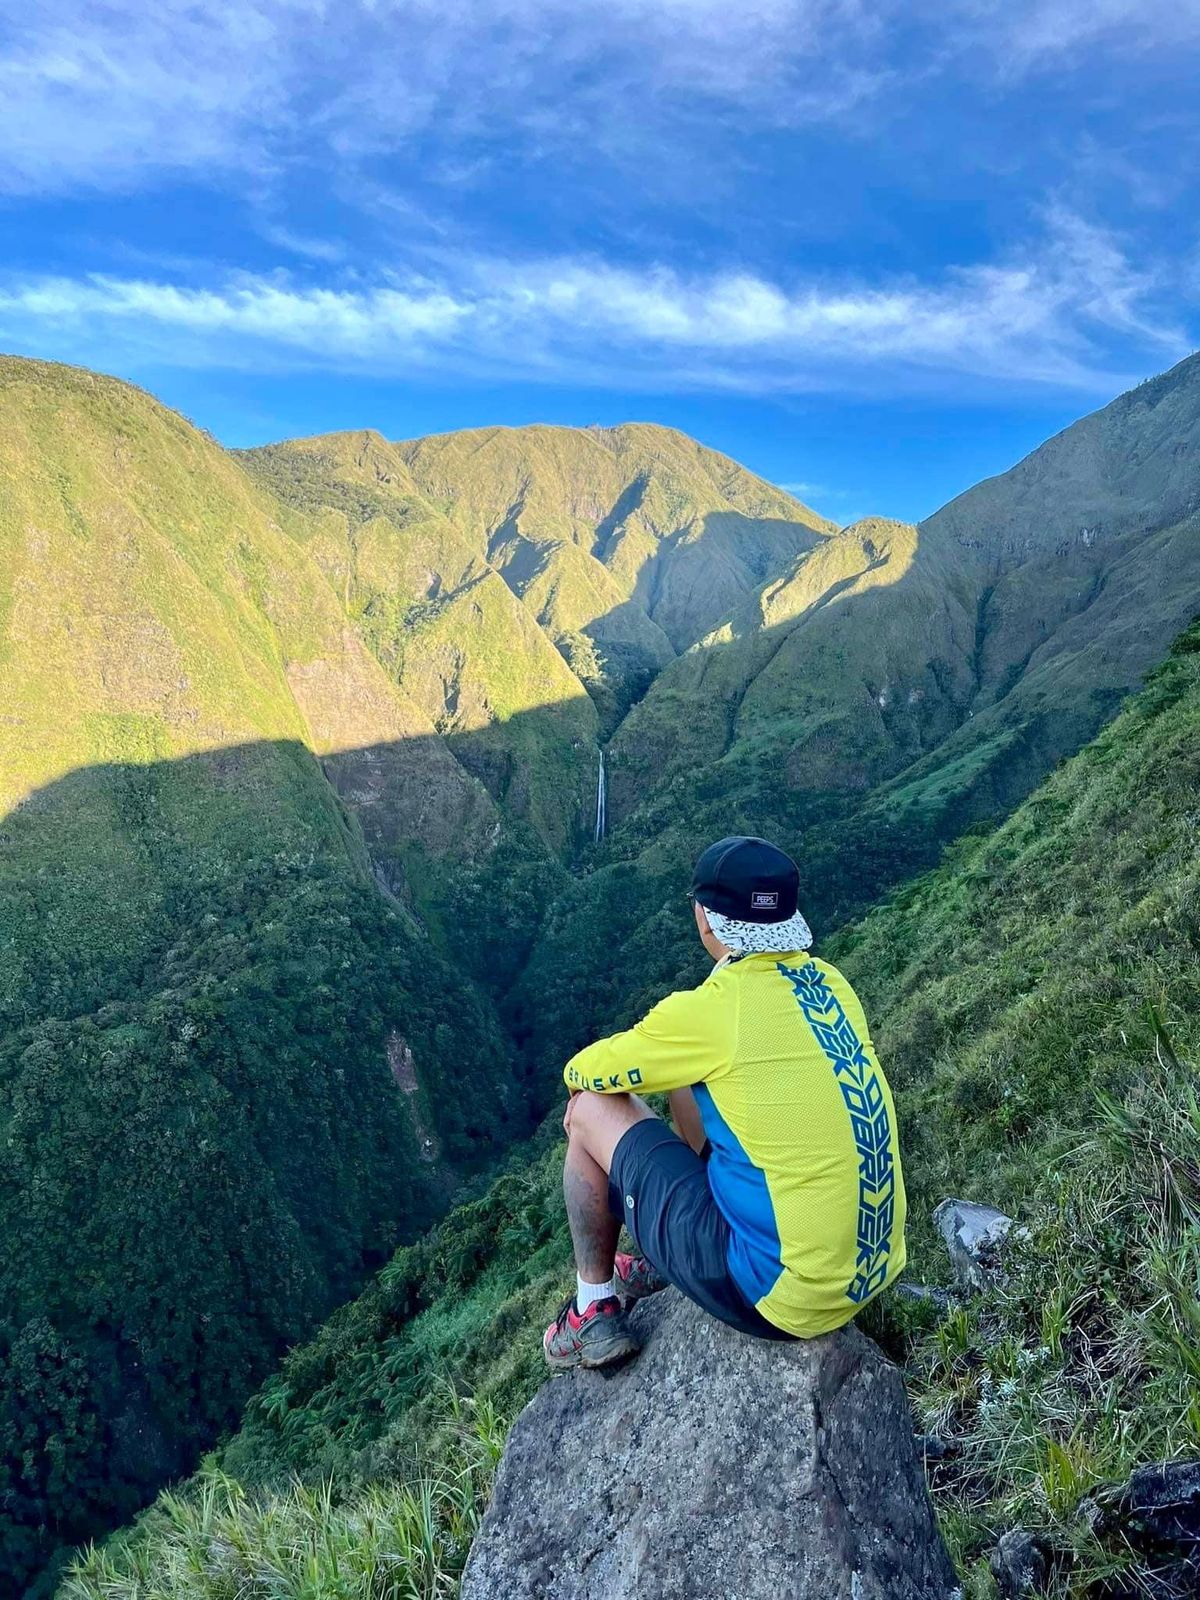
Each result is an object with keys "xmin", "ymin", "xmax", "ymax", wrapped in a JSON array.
[{"xmin": 576, "ymin": 1273, "xmax": 617, "ymax": 1312}]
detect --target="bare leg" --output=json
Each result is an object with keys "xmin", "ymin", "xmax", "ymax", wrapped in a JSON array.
[
  {"xmin": 564, "ymin": 1140, "xmax": 621, "ymax": 1282},
  {"xmin": 563, "ymin": 1092, "xmax": 655, "ymax": 1282},
  {"xmin": 669, "ymin": 1087, "xmax": 706, "ymax": 1155}
]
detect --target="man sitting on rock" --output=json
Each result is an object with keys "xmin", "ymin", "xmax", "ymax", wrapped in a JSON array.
[{"xmin": 544, "ymin": 835, "xmax": 907, "ymax": 1368}]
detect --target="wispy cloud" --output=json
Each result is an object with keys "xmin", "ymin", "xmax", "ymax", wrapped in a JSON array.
[
  {"xmin": 0, "ymin": 1, "xmax": 293, "ymax": 193},
  {"xmin": 778, "ymin": 481, "xmax": 865, "ymax": 505},
  {"xmin": 254, "ymin": 224, "xmax": 349, "ymax": 264},
  {"xmin": 0, "ymin": 275, "xmax": 466, "ymax": 349},
  {"xmin": 5, "ymin": 0, "xmax": 1196, "ymax": 198},
  {"xmin": 0, "ymin": 0, "xmax": 871, "ymax": 196},
  {"xmin": 1, "ymin": 211, "xmax": 1189, "ymax": 393},
  {"xmin": 972, "ymin": 0, "xmax": 1200, "ymax": 69}
]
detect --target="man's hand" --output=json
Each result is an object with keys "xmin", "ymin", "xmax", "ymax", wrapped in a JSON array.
[{"xmin": 563, "ymin": 1088, "xmax": 582, "ymax": 1136}]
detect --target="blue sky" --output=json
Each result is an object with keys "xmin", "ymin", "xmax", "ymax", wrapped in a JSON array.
[{"xmin": 2, "ymin": 1, "xmax": 1199, "ymax": 523}]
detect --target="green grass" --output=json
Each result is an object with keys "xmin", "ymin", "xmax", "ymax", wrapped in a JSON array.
[
  {"xmin": 63, "ymin": 1388, "xmax": 508, "ymax": 1600},
  {"xmin": 832, "ymin": 621, "xmax": 1200, "ymax": 1597},
  {"xmin": 898, "ymin": 1068, "xmax": 1200, "ymax": 1597}
]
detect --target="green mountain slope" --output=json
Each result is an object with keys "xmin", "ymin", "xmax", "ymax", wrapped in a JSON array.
[
  {"xmin": 3, "ymin": 370, "xmax": 849, "ymax": 1590},
  {"xmin": 0, "ymin": 370, "xmax": 510, "ymax": 1007},
  {"xmin": 0, "ymin": 360, "xmax": 526, "ymax": 1590},
  {"xmin": 240, "ymin": 422, "xmax": 833, "ymax": 839},
  {"xmin": 511, "ymin": 355, "xmax": 1200, "ymax": 1092},
  {"xmin": 237, "ymin": 364, "xmax": 1200, "ymax": 1126},
  {"xmin": 241, "ymin": 432, "xmax": 599, "ymax": 855},
  {"xmin": 70, "ymin": 617, "xmax": 1200, "ymax": 1600},
  {"xmin": 613, "ymin": 354, "xmax": 1200, "ymax": 833},
  {"xmin": 607, "ymin": 514, "xmax": 971, "ymax": 807},
  {"xmin": 397, "ymin": 421, "xmax": 834, "ymax": 650}
]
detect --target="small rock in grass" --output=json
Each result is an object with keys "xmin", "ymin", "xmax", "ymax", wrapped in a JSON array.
[
  {"xmin": 988, "ymin": 1529, "xmax": 1048, "ymax": 1596},
  {"xmin": 932, "ymin": 1198, "xmax": 1016, "ymax": 1289},
  {"xmin": 896, "ymin": 1281, "xmax": 953, "ymax": 1314},
  {"xmin": 1117, "ymin": 1460, "xmax": 1200, "ymax": 1549},
  {"xmin": 914, "ymin": 1433, "xmax": 954, "ymax": 1462}
]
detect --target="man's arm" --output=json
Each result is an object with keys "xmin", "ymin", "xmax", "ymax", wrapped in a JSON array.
[{"xmin": 563, "ymin": 980, "xmax": 733, "ymax": 1096}]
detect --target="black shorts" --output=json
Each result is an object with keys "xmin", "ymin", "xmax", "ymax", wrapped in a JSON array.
[{"xmin": 608, "ymin": 1119, "xmax": 794, "ymax": 1342}]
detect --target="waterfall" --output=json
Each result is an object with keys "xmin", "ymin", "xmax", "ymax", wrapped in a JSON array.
[{"xmin": 594, "ymin": 747, "xmax": 607, "ymax": 843}]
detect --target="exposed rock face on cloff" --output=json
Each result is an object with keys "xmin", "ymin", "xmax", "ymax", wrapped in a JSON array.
[{"xmin": 461, "ymin": 1290, "xmax": 957, "ymax": 1600}]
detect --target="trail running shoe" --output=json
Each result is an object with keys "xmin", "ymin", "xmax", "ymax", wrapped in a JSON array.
[
  {"xmin": 615, "ymin": 1251, "xmax": 668, "ymax": 1305},
  {"xmin": 543, "ymin": 1295, "xmax": 638, "ymax": 1371}
]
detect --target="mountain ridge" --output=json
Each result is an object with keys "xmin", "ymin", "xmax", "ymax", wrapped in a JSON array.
[
  {"xmin": 0, "ymin": 356, "xmax": 532, "ymax": 1590},
  {"xmin": 235, "ymin": 353, "xmax": 1200, "ymax": 1100},
  {"xmin": 239, "ymin": 418, "xmax": 832, "ymax": 757}
]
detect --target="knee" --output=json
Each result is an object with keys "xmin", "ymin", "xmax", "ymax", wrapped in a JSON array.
[
  {"xmin": 568, "ymin": 1090, "xmax": 646, "ymax": 1152},
  {"xmin": 568, "ymin": 1089, "xmax": 615, "ymax": 1140},
  {"xmin": 568, "ymin": 1090, "xmax": 654, "ymax": 1149}
]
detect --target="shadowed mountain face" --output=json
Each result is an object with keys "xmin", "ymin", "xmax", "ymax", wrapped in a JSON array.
[
  {"xmin": 2, "ymin": 349, "xmax": 1200, "ymax": 1587},
  {"xmin": 612, "ymin": 354, "xmax": 1200, "ymax": 831}
]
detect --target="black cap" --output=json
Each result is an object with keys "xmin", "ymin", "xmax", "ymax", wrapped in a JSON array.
[{"xmin": 690, "ymin": 836, "xmax": 800, "ymax": 925}]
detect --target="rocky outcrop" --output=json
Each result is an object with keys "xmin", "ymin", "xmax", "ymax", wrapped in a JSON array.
[
  {"xmin": 1114, "ymin": 1459, "xmax": 1200, "ymax": 1550},
  {"xmin": 461, "ymin": 1290, "xmax": 957, "ymax": 1600}
]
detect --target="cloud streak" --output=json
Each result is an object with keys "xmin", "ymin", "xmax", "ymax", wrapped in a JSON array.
[
  {"xmin": 4, "ymin": 0, "xmax": 1197, "ymax": 196},
  {"xmin": 0, "ymin": 0, "xmax": 868, "ymax": 195},
  {"xmin": 978, "ymin": 0, "xmax": 1200, "ymax": 68},
  {"xmin": 1, "ymin": 213, "xmax": 1188, "ymax": 394}
]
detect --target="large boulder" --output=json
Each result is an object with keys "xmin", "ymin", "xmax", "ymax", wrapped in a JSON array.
[{"xmin": 461, "ymin": 1290, "xmax": 958, "ymax": 1600}]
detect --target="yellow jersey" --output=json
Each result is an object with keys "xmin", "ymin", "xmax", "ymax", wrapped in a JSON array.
[{"xmin": 563, "ymin": 951, "xmax": 906, "ymax": 1337}]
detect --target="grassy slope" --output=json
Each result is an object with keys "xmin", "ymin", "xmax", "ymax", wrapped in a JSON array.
[
  {"xmin": 236, "ymin": 376, "xmax": 1200, "ymax": 1130},
  {"xmin": 611, "ymin": 353, "xmax": 1200, "ymax": 837},
  {"xmin": 67, "ymin": 620, "xmax": 1200, "ymax": 1600},
  {"xmin": 241, "ymin": 434, "xmax": 598, "ymax": 858},
  {"xmin": 0, "ymin": 360, "xmax": 528, "ymax": 1591},
  {"xmin": 0, "ymin": 363, "xmax": 502, "ymax": 1008},
  {"xmin": 832, "ymin": 622, "xmax": 1200, "ymax": 1594},
  {"xmin": 396, "ymin": 421, "xmax": 834, "ymax": 650},
  {"xmin": 607, "ymin": 516, "xmax": 963, "ymax": 805},
  {"xmin": 241, "ymin": 421, "xmax": 835, "ymax": 848}
]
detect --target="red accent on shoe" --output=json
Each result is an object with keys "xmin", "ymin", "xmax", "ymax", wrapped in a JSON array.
[
  {"xmin": 614, "ymin": 1252, "xmax": 667, "ymax": 1300},
  {"xmin": 543, "ymin": 1294, "xmax": 620, "ymax": 1349},
  {"xmin": 571, "ymin": 1296, "xmax": 620, "ymax": 1329}
]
